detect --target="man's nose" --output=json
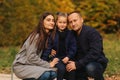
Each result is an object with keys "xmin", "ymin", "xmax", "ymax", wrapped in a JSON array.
[{"xmin": 71, "ymin": 22, "xmax": 75, "ymax": 26}]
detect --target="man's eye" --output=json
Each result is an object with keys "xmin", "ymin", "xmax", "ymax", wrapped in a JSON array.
[
  {"xmin": 59, "ymin": 21, "xmax": 62, "ymax": 23},
  {"xmin": 69, "ymin": 21, "xmax": 72, "ymax": 24},
  {"xmin": 74, "ymin": 20, "xmax": 77, "ymax": 22}
]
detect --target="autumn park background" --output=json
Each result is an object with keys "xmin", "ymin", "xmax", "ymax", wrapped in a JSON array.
[{"xmin": 0, "ymin": 0, "xmax": 120, "ymax": 79}]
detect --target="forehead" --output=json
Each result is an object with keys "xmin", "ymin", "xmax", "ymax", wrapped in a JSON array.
[
  {"xmin": 58, "ymin": 16, "xmax": 67, "ymax": 20},
  {"xmin": 68, "ymin": 13, "xmax": 79, "ymax": 19},
  {"xmin": 45, "ymin": 15, "xmax": 54, "ymax": 19}
]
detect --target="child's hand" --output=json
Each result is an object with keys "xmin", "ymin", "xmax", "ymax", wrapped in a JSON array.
[
  {"xmin": 50, "ymin": 58, "xmax": 59, "ymax": 67},
  {"xmin": 62, "ymin": 57, "xmax": 69, "ymax": 64},
  {"xmin": 51, "ymin": 49, "xmax": 56, "ymax": 56}
]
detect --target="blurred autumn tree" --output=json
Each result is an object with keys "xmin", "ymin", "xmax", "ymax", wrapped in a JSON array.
[
  {"xmin": 72, "ymin": 0, "xmax": 120, "ymax": 33},
  {"xmin": 0, "ymin": 0, "xmax": 119, "ymax": 46}
]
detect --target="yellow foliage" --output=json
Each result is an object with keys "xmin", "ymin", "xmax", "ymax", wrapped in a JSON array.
[
  {"xmin": 107, "ymin": 20, "xmax": 117, "ymax": 25},
  {"xmin": 51, "ymin": 0, "xmax": 75, "ymax": 12}
]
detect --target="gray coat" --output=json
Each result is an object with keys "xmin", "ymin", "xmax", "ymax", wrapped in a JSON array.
[{"xmin": 12, "ymin": 34, "xmax": 56, "ymax": 79}]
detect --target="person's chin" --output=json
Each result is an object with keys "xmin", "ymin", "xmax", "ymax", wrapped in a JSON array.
[
  {"xmin": 73, "ymin": 28, "xmax": 77, "ymax": 31},
  {"xmin": 50, "ymin": 27, "xmax": 54, "ymax": 30}
]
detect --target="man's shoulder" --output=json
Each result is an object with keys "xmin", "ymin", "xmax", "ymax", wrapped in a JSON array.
[
  {"xmin": 83, "ymin": 25, "xmax": 94, "ymax": 30},
  {"xmin": 83, "ymin": 25, "xmax": 101, "ymax": 38},
  {"xmin": 83, "ymin": 25, "xmax": 97, "ymax": 33}
]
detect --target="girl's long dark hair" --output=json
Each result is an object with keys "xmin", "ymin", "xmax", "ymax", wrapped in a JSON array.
[{"xmin": 24, "ymin": 12, "xmax": 56, "ymax": 55}]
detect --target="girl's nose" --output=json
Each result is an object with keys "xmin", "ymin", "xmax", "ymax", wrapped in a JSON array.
[{"xmin": 51, "ymin": 21, "xmax": 54, "ymax": 25}]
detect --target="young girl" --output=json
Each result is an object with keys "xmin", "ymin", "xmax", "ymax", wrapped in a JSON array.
[
  {"xmin": 12, "ymin": 12, "xmax": 59, "ymax": 80},
  {"xmin": 42, "ymin": 12, "xmax": 76, "ymax": 80}
]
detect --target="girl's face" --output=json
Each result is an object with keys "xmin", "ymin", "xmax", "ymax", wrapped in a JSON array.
[
  {"xmin": 56, "ymin": 16, "xmax": 67, "ymax": 31},
  {"xmin": 43, "ymin": 15, "xmax": 55, "ymax": 33}
]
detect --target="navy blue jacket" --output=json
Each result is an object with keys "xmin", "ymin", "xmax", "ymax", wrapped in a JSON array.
[
  {"xmin": 74, "ymin": 25, "xmax": 108, "ymax": 69},
  {"xmin": 42, "ymin": 29, "xmax": 77, "ymax": 61}
]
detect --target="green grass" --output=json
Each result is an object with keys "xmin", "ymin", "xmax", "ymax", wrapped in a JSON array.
[
  {"xmin": 104, "ymin": 39, "xmax": 120, "ymax": 76},
  {"xmin": 0, "ymin": 47, "xmax": 19, "ymax": 73},
  {"xmin": 0, "ymin": 36, "xmax": 120, "ymax": 76}
]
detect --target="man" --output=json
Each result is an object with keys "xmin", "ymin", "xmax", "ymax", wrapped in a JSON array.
[{"xmin": 66, "ymin": 11, "xmax": 108, "ymax": 80}]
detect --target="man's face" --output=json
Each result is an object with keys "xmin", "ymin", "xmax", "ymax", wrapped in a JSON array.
[{"xmin": 68, "ymin": 13, "xmax": 83, "ymax": 32}]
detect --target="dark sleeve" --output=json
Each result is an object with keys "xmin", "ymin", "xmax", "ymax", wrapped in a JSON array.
[
  {"xmin": 75, "ymin": 29, "xmax": 104, "ymax": 69},
  {"xmin": 67, "ymin": 31, "xmax": 77, "ymax": 59},
  {"xmin": 41, "ymin": 36, "xmax": 52, "ymax": 61}
]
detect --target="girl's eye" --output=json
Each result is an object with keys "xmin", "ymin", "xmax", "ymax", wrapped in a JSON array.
[
  {"xmin": 46, "ymin": 18, "xmax": 54, "ymax": 22},
  {"xmin": 63, "ymin": 22, "xmax": 67, "ymax": 24},
  {"xmin": 46, "ymin": 18, "xmax": 51, "ymax": 21}
]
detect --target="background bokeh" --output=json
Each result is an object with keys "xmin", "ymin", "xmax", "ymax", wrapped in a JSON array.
[{"xmin": 0, "ymin": 0, "xmax": 120, "ymax": 77}]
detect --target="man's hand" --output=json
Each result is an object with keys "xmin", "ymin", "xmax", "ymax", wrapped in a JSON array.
[
  {"xmin": 66, "ymin": 61, "xmax": 76, "ymax": 72},
  {"xmin": 51, "ymin": 49, "xmax": 56, "ymax": 56}
]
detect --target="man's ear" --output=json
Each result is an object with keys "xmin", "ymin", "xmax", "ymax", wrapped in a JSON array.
[{"xmin": 81, "ymin": 18, "xmax": 84, "ymax": 23}]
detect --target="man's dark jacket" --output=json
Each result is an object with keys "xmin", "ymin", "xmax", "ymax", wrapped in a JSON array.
[{"xmin": 74, "ymin": 25, "xmax": 108, "ymax": 69}]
